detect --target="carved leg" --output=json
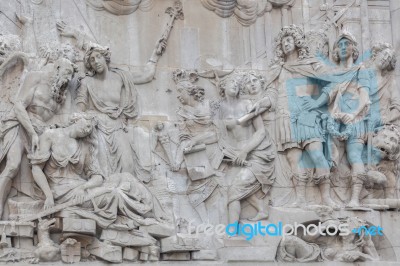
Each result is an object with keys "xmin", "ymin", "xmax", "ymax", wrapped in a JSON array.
[
  {"xmin": 194, "ymin": 202, "xmax": 209, "ymax": 224},
  {"xmin": 228, "ymin": 200, "xmax": 240, "ymax": 224},
  {"xmin": 289, "ymin": 179, "xmax": 307, "ymax": 208},
  {"xmin": 347, "ymin": 175, "xmax": 365, "ymax": 207},
  {"xmin": 247, "ymin": 192, "xmax": 268, "ymax": 221},
  {"xmin": 318, "ymin": 180, "xmax": 339, "ymax": 209},
  {"xmin": 384, "ymin": 171, "xmax": 396, "ymax": 199},
  {"xmin": 0, "ymin": 137, "xmax": 24, "ymax": 218},
  {"xmin": 286, "ymin": 148, "xmax": 308, "ymax": 208}
]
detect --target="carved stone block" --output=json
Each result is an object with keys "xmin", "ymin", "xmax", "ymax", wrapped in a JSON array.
[
  {"xmin": 87, "ymin": 238, "xmax": 122, "ymax": 263},
  {"xmin": 161, "ymin": 252, "xmax": 191, "ymax": 261},
  {"xmin": 0, "ymin": 222, "xmax": 35, "ymax": 238},
  {"xmin": 160, "ymin": 234, "xmax": 210, "ymax": 253},
  {"xmin": 139, "ymin": 223, "xmax": 175, "ymax": 238},
  {"xmin": 122, "ymin": 247, "xmax": 139, "ymax": 261},
  {"xmin": 100, "ymin": 229, "xmax": 157, "ymax": 247},
  {"xmin": 62, "ymin": 219, "xmax": 96, "ymax": 236},
  {"xmin": 191, "ymin": 250, "xmax": 218, "ymax": 260}
]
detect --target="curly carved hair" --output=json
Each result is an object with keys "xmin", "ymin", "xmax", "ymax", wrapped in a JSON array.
[
  {"xmin": 272, "ymin": 25, "xmax": 310, "ymax": 64},
  {"xmin": 177, "ymin": 80, "xmax": 205, "ymax": 102},
  {"xmin": 84, "ymin": 46, "xmax": 111, "ymax": 72},
  {"xmin": 371, "ymin": 42, "xmax": 396, "ymax": 72},
  {"xmin": 332, "ymin": 37, "xmax": 359, "ymax": 64},
  {"xmin": 218, "ymin": 73, "xmax": 245, "ymax": 98},
  {"xmin": 241, "ymin": 71, "xmax": 266, "ymax": 94}
]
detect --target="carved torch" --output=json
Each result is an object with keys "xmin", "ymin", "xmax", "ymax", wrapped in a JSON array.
[{"xmin": 155, "ymin": 1, "xmax": 184, "ymax": 55}]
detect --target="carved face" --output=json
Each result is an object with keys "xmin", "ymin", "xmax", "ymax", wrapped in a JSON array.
[
  {"xmin": 60, "ymin": 44, "xmax": 76, "ymax": 63},
  {"xmin": 372, "ymin": 127, "xmax": 400, "ymax": 160},
  {"xmin": 177, "ymin": 84, "xmax": 192, "ymax": 105},
  {"xmin": 89, "ymin": 51, "xmax": 107, "ymax": 73},
  {"xmin": 57, "ymin": 61, "xmax": 75, "ymax": 85},
  {"xmin": 244, "ymin": 74, "xmax": 262, "ymax": 95},
  {"xmin": 0, "ymin": 34, "xmax": 21, "ymax": 64},
  {"xmin": 337, "ymin": 38, "xmax": 354, "ymax": 62},
  {"xmin": 282, "ymin": 35, "xmax": 295, "ymax": 55},
  {"xmin": 73, "ymin": 118, "xmax": 93, "ymax": 138},
  {"xmin": 374, "ymin": 48, "xmax": 393, "ymax": 71},
  {"xmin": 224, "ymin": 78, "xmax": 239, "ymax": 97}
]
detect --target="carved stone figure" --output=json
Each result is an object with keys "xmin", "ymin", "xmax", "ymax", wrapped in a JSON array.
[
  {"xmin": 216, "ymin": 73, "xmax": 275, "ymax": 223},
  {"xmin": 253, "ymin": 25, "xmax": 337, "ymax": 208},
  {"xmin": 304, "ymin": 31, "xmax": 372, "ymax": 208},
  {"xmin": 28, "ymin": 114, "xmax": 170, "ymax": 228},
  {"xmin": 0, "ymin": 58, "xmax": 77, "ymax": 218},
  {"xmin": 33, "ymin": 219, "xmax": 60, "ymax": 262},
  {"xmin": 172, "ymin": 69, "xmax": 219, "ymax": 224},
  {"xmin": 74, "ymin": 44, "xmax": 160, "ymax": 179},
  {"xmin": 277, "ymin": 208, "xmax": 379, "ymax": 262}
]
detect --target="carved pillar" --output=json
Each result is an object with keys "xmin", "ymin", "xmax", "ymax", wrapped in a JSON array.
[
  {"xmin": 390, "ymin": 0, "xmax": 400, "ymax": 78},
  {"xmin": 265, "ymin": 10, "xmax": 273, "ymax": 62},
  {"xmin": 281, "ymin": 5, "xmax": 290, "ymax": 26},
  {"xmin": 360, "ymin": 0, "xmax": 370, "ymax": 57},
  {"xmin": 301, "ymin": 0, "xmax": 310, "ymax": 32}
]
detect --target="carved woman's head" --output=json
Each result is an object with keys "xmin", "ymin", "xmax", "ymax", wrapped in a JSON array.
[
  {"xmin": 176, "ymin": 81, "xmax": 205, "ymax": 104},
  {"xmin": 84, "ymin": 46, "xmax": 111, "ymax": 74},
  {"xmin": 219, "ymin": 74, "xmax": 243, "ymax": 98},
  {"xmin": 371, "ymin": 42, "xmax": 396, "ymax": 72},
  {"xmin": 273, "ymin": 25, "xmax": 309, "ymax": 64},
  {"xmin": 68, "ymin": 113, "xmax": 95, "ymax": 138},
  {"xmin": 332, "ymin": 31, "xmax": 359, "ymax": 64},
  {"xmin": 242, "ymin": 71, "xmax": 265, "ymax": 96}
]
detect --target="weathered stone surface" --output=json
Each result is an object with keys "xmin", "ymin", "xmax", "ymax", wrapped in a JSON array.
[
  {"xmin": 191, "ymin": 250, "xmax": 218, "ymax": 260},
  {"xmin": 161, "ymin": 252, "xmax": 191, "ymax": 261},
  {"xmin": 0, "ymin": 0, "xmax": 399, "ymax": 264}
]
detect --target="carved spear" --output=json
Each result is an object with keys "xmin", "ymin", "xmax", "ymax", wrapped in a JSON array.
[{"xmin": 155, "ymin": 0, "xmax": 184, "ymax": 55}]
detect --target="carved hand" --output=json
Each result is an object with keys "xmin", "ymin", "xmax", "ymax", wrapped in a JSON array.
[
  {"xmin": 70, "ymin": 186, "xmax": 86, "ymax": 204},
  {"xmin": 302, "ymin": 98, "xmax": 319, "ymax": 110},
  {"xmin": 171, "ymin": 163, "xmax": 180, "ymax": 172},
  {"xmin": 156, "ymin": 38, "xmax": 168, "ymax": 55},
  {"xmin": 44, "ymin": 196, "xmax": 55, "ymax": 210},
  {"xmin": 341, "ymin": 113, "xmax": 355, "ymax": 124},
  {"xmin": 250, "ymin": 99, "xmax": 270, "ymax": 116},
  {"xmin": 234, "ymin": 151, "xmax": 248, "ymax": 166},
  {"xmin": 56, "ymin": 21, "xmax": 77, "ymax": 38}
]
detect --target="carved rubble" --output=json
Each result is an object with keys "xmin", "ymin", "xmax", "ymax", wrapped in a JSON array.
[{"xmin": 0, "ymin": 0, "xmax": 399, "ymax": 264}]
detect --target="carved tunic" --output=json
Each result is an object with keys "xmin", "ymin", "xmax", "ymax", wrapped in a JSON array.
[
  {"xmin": 272, "ymin": 60, "xmax": 325, "ymax": 151},
  {"xmin": 77, "ymin": 68, "xmax": 150, "ymax": 181}
]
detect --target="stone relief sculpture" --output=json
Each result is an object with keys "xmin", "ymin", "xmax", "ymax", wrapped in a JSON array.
[
  {"xmin": 250, "ymin": 25, "xmax": 337, "ymax": 208},
  {"xmin": 200, "ymin": 0, "xmax": 295, "ymax": 26},
  {"xmin": 277, "ymin": 206, "xmax": 379, "ymax": 262},
  {"xmin": 172, "ymin": 69, "xmax": 220, "ymax": 225},
  {"xmin": 0, "ymin": 0, "xmax": 400, "ymax": 263},
  {"xmin": 0, "ymin": 58, "xmax": 77, "ymax": 218},
  {"xmin": 86, "ymin": 0, "xmax": 154, "ymax": 15},
  {"xmin": 216, "ymin": 72, "xmax": 275, "ymax": 223}
]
